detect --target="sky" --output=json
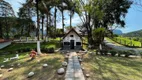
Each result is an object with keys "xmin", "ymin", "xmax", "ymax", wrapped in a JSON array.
[{"xmin": 4, "ymin": 0, "xmax": 142, "ymax": 33}]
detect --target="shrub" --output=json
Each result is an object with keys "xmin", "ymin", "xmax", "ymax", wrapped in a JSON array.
[
  {"xmin": 128, "ymin": 50, "xmax": 136, "ymax": 55},
  {"xmin": 118, "ymin": 51, "xmax": 123, "ymax": 57},
  {"xmin": 109, "ymin": 50, "xmax": 117, "ymax": 56},
  {"xmin": 140, "ymin": 52, "xmax": 142, "ymax": 58},
  {"xmin": 100, "ymin": 50, "xmax": 108, "ymax": 55},
  {"xmin": 124, "ymin": 51, "xmax": 130, "ymax": 57},
  {"xmin": 47, "ymin": 47, "xmax": 54, "ymax": 53},
  {"xmin": 96, "ymin": 49, "xmax": 99, "ymax": 55},
  {"xmin": 9, "ymin": 50, "xmax": 16, "ymax": 54},
  {"xmin": 41, "ymin": 47, "xmax": 46, "ymax": 52},
  {"xmin": 124, "ymin": 50, "xmax": 136, "ymax": 57},
  {"xmin": 41, "ymin": 47, "xmax": 55, "ymax": 53},
  {"xmin": 124, "ymin": 51, "xmax": 131, "ymax": 57}
]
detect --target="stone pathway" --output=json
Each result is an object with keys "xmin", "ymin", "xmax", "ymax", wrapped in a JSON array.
[{"xmin": 65, "ymin": 52, "xmax": 85, "ymax": 80}]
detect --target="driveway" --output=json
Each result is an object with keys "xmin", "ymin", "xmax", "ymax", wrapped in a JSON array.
[{"xmin": 104, "ymin": 38, "xmax": 142, "ymax": 54}]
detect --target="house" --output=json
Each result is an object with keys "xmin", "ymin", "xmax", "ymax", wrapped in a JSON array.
[
  {"xmin": 62, "ymin": 28, "xmax": 82, "ymax": 50},
  {"xmin": 0, "ymin": 39, "xmax": 11, "ymax": 49}
]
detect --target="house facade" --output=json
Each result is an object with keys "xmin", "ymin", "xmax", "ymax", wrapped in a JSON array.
[{"xmin": 62, "ymin": 28, "xmax": 82, "ymax": 50}]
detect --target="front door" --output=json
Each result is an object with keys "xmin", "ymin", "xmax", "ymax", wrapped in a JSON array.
[{"xmin": 70, "ymin": 40, "xmax": 74, "ymax": 49}]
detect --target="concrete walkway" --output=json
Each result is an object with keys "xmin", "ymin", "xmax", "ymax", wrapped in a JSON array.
[
  {"xmin": 104, "ymin": 38, "xmax": 142, "ymax": 54},
  {"xmin": 65, "ymin": 52, "xmax": 85, "ymax": 80}
]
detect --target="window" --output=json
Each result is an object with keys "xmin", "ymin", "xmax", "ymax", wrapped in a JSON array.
[
  {"xmin": 76, "ymin": 42, "xmax": 81, "ymax": 45},
  {"xmin": 70, "ymin": 35, "xmax": 74, "ymax": 37},
  {"xmin": 64, "ymin": 42, "xmax": 70, "ymax": 45}
]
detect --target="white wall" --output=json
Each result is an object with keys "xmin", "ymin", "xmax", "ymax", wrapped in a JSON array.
[
  {"xmin": 0, "ymin": 41, "xmax": 11, "ymax": 49},
  {"xmin": 63, "ymin": 31, "xmax": 81, "ymax": 46}
]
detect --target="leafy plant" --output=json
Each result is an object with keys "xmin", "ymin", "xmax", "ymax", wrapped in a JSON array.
[
  {"xmin": 118, "ymin": 51, "xmax": 123, "ymax": 57},
  {"xmin": 140, "ymin": 52, "xmax": 142, "ymax": 58},
  {"xmin": 109, "ymin": 50, "xmax": 117, "ymax": 56},
  {"xmin": 123, "ymin": 50, "xmax": 135, "ymax": 57}
]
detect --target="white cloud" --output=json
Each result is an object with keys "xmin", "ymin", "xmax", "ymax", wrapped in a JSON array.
[
  {"xmin": 64, "ymin": 13, "xmax": 81, "ymax": 26},
  {"xmin": 56, "ymin": 13, "xmax": 82, "ymax": 28},
  {"xmin": 57, "ymin": 21, "xmax": 62, "ymax": 28}
]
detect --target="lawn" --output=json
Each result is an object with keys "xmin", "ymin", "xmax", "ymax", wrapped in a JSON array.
[
  {"xmin": 82, "ymin": 53, "xmax": 142, "ymax": 80},
  {"xmin": 111, "ymin": 37, "xmax": 142, "ymax": 47},
  {"xmin": 0, "ymin": 52, "xmax": 64, "ymax": 80},
  {"xmin": 0, "ymin": 40, "xmax": 61, "ymax": 53},
  {"xmin": 105, "ymin": 37, "xmax": 122, "ymax": 46}
]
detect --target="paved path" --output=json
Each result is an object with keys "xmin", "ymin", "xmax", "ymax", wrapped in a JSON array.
[
  {"xmin": 104, "ymin": 38, "xmax": 142, "ymax": 54},
  {"xmin": 65, "ymin": 52, "xmax": 85, "ymax": 80}
]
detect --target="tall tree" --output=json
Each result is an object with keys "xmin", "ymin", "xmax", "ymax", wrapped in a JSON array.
[
  {"xmin": 77, "ymin": 0, "xmax": 132, "ymax": 48},
  {"xmin": 0, "ymin": 0, "xmax": 15, "ymax": 39}
]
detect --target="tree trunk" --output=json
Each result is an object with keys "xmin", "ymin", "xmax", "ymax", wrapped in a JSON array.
[
  {"xmin": 86, "ymin": 13, "xmax": 93, "ymax": 46},
  {"xmin": 46, "ymin": 15, "xmax": 49, "ymax": 42},
  {"xmin": 42, "ymin": 15, "xmax": 44, "ymax": 40},
  {"xmin": 0, "ymin": 23, "xmax": 3, "ymax": 38},
  {"xmin": 28, "ymin": 23, "xmax": 31, "ymax": 37},
  {"xmin": 70, "ymin": 11, "xmax": 72, "ymax": 28},
  {"xmin": 6, "ymin": 20, "xmax": 9, "ymax": 39},
  {"xmin": 54, "ymin": 6, "xmax": 57, "ymax": 38},
  {"xmin": 62, "ymin": 9, "xmax": 64, "ymax": 35},
  {"xmin": 36, "ymin": 0, "xmax": 41, "ymax": 54},
  {"xmin": 21, "ymin": 25, "xmax": 24, "ymax": 37}
]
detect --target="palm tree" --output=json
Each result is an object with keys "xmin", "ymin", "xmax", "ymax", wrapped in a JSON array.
[
  {"xmin": 54, "ymin": 6, "xmax": 57, "ymax": 37},
  {"xmin": 41, "ymin": 14, "xmax": 45, "ymax": 40}
]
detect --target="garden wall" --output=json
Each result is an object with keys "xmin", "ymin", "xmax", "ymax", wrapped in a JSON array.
[{"xmin": 0, "ymin": 40, "xmax": 11, "ymax": 49}]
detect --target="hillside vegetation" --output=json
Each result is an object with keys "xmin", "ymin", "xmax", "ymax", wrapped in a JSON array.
[
  {"xmin": 111, "ymin": 37, "xmax": 142, "ymax": 47},
  {"xmin": 122, "ymin": 29, "xmax": 142, "ymax": 37}
]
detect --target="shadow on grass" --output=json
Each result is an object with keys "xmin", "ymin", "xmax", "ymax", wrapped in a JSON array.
[
  {"xmin": 2, "ymin": 54, "xmax": 64, "ymax": 80},
  {"xmin": 83, "ymin": 54, "xmax": 142, "ymax": 80}
]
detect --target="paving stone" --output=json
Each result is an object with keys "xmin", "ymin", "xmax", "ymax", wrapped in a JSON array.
[
  {"xmin": 66, "ymin": 69, "xmax": 74, "ymax": 73},
  {"xmin": 74, "ymin": 72, "xmax": 84, "ymax": 77},
  {"xmin": 74, "ymin": 63, "xmax": 80, "ymax": 65},
  {"xmin": 74, "ymin": 69, "xmax": 83, "ymax": 73},
  {"xmin": 74, "ymin": 65, "xmax": 81, "ymax": 69},
  {"xmin": 65, "ymin": 77, "xmax": 74, "ymax": 80},
  {"xmin": 68, "ymin": 62, "xmax": 73, "ymax": 65},
  {"xmin": 65, "ymin": 52, "xmax": 85, "ymax": 80},
  {"xmin": 74, "ymin": 76, "xmax": 85, "ymax": 80},
  {"xmin": 74, "ymin": 60, "xmax": 79, "ymax": 63},
  {"xmin": 65, "ymin": 72, "xmax": 74, "ymax": 78}
]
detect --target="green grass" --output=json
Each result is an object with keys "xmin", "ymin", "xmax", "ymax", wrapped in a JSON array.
[
  {"xmin": 105, "ymin": 37, "xmax": 121, "ymax": 46},
  {"xmin": 82, "ymin": 53, "xmax": 142, "ymax": 80},
  {"xmin": 110, "ymin": 37, "xmax": 142, "ymax": 47},
  {"xmin": 0, "ymin": 52, "xmax": 64, "ymax": 80},
  {"xmin": 0, "ymin": 40, "xmax": 61, "ymax": 53}
]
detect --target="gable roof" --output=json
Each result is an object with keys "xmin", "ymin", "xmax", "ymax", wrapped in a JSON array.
[{"xmin": 63, "ymin": 28, "xmax": 82, "ymax": 39}]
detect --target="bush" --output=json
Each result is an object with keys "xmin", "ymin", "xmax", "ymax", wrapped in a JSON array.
[
  {"xmin": 140, "ymin": 52, "xmax": 142, "ymax": 58},
  {"xmin": 124, "ymin": 50, "xmax": 136, "ymax": 57},
  {"xmin": 41, "ymin": 47, "xmax": 55, "ymax": 53},
  {"xmin": 47, "ymin": 47, "xmax": 54, "ymax": 53},
  {"xmin": 96, "ymin": 49, "xmax": 99, "ymax": 55},
  {"xmin": 9, "ymin": 50, "xmax": 16, "ymax": 54},
  {"xmin": 124, "ymin": 51, "xmax": 130, "ymax": 57},
  {"xmin": 41, "ymin": 48, "xmax": 46, "ymax": 52},
  {"xmin": 118, "ymin": 51, "xmax": 123, "ymax": 57},
  {"xmin": 22, "ymin": 48, "xmax": 30, "ymax": 52},
  {"xmin": 100, "ymin": 50, "xmax": 108, "ymax": 55},
  {"xmin": 109, "ymin": 50, "xmax": 117, "ymax": 56}
]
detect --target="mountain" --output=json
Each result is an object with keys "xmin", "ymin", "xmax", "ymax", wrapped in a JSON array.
[
  {"xmin": 122, "ymin": 29, "xmax": 142, "ymax": 37},
  {"xmin": 113, "ymin": 29, "xmax": 123, "ymax": 35}
]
